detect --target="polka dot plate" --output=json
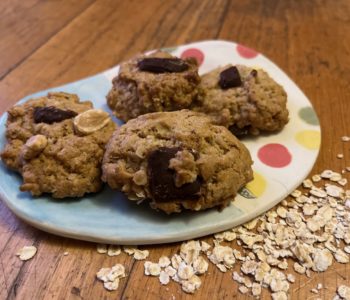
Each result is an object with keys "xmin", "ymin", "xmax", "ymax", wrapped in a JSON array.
[{"xmin": 0, "ymin": 40, "xmax": 320, "ymax": 245}]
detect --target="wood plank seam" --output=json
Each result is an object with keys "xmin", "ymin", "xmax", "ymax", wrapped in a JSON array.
[{"xmin": 0, "ymin": 0, "xmax": 97, "ymax": 82}]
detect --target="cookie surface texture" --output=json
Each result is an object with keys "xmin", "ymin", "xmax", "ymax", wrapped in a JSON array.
[
  {"xmin": 192, "ymin": 65, "xmax": 289, "ymax": 135},
  {"xmin": 102, "ymin": 110, "xmax": 253, "ymax": 214},
  {"xmin": 107, "ymin": 51, "xmax": 202, "ymax": 122},
  {"xmin": 0, "ymin": 92, "xmax": 116, "ymax": 198}
]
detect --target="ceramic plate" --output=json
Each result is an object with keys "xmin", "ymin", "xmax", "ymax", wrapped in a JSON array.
[{"xmin": 0, "ymin": 40, "xmax": 321, "ymax": 245}]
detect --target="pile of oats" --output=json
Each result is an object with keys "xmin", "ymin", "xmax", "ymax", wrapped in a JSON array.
[{"xmin": 94, "ymin": 169, "xmax": 350, "ymax": 296}]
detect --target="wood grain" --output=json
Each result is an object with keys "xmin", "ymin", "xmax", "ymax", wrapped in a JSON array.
[{"xmin": 1, "ymin": 0, "xmax": 350, "ymax": 299}]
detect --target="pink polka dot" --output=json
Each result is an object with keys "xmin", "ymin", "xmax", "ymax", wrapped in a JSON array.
[
  {"xmin": 258, "ymin": 143, "xmax": 292, "ymax": 168},
  {"xmin": 180, "ymin": 48, "xmax": 204, "ymax": 66},
  {"xmin": 236, "ymin": 44, "xmax": 258, "ymax": 59}
]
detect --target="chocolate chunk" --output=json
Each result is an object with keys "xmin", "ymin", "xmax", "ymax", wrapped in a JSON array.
[
  {"xmin": 137, "ymin": 58, "xmax": 189, "ymax": 73},
  {"xmin": 229, "ymin": 125, "xmax": 250, "ymax": 137},
  {"xmin": 147, "ymin": 147, "xmax": 201, "ymax": 202},
  {"xmin": 33, "ymin": 106, "xmax": 77, "ymax": 124},
  {"xmin": 218, "ymin": 66, "xmax": 242, "ymax": 89}
]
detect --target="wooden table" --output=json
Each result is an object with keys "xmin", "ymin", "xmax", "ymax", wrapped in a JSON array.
[{"xmin": 1, "ymin": 1, "xmax": 349, "ymax": 299}]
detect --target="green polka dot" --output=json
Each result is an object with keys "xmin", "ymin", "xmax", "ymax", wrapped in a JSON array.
[
  {"xmin": 161, "ymin": 47, "xmax": 178, "ymax": 54},
  {"xmin": 298, "ymin": 107, "xmax": 319, "ymax": 125}
]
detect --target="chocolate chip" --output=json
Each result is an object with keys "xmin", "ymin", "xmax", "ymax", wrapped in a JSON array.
[
  {"xmin": 229, "ymin": 125, "xmax": 251, "ymax": 137},
  {"xmin": 147, "ymin": 147, "xmax": 201, "ymax": 202},
  {"xmin": 33, "ymin": 106, "xmax": 77, "ymax": 124},
  {"xmin": 137, "ymin": 58, "xmax": 189, "ymax": 73},
  {"xmin": 218, "ymin": 66, "xmax": 242, "ymax": 89}
]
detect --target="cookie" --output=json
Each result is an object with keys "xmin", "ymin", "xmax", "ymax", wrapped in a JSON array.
[
  {"xmin": 102, "ymin": 110, "xmax": 253, "ymax": 214},
  {"xmin": 106, "ymin": 51, "xmax": 202, "ymax": 122},
  {"xmin": 192, "ymin": 65, "xmax": 289, "ymax": 135},
  {"xmin": 0, "ymin": 92, "xmax": 116, "ymax": 198}
]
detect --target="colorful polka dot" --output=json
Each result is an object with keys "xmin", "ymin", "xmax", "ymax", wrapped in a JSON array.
[
  {"xmin": 180, "ymin": 48, "xmax": 204, "ymax": 66},
  {"xmin": 298, "ymin": 107, "xmax": 319, "ymax": 125},
  {"xmin": 295, "ymin": 130, "xmax": 321, "ymax": 150},
  {"xmin": 258, "ymin": 143, "xmax": 292, "ymax": 168},
  {"xmin": 246, "ymin": 172, "xmax": 267, "ymax": 197},
  {"xmin": 236, "ymin": 44, "xmax": 258, "ymax": 59}
]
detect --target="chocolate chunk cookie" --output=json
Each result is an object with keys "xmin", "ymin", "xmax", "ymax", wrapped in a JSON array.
[
  {"xmin": 102, "ymin": 110, "xmax": 253, "ymax": 214},
  {"xmin": 106, "ymin": 51, "xmax": 202, "ymax": 122},
  {"xmin": 0, "ymin": 92, "xmax": 116, "ymax": 198},
  {"xmin": 192, "ymin": 65, "xmax": 289, "ymax": 136}
]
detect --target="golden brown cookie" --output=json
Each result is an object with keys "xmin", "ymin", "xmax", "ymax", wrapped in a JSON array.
[
  {"xmin": 106, "ymin": 51, "xmax": 202, "ymax": 122},
  {"xmin": 0, "ymin": 92, "xmax": 116, "ymax": 198},
  {"xmin": 192, "ymin": 65, "xmax": 289, "ymax": 136},
  {"xmin": 102, "ymin": 110, "xmax": 253, "ymax": 214}
]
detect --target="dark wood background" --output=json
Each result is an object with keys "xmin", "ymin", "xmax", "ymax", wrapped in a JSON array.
[{"xmin": 1, "ymin": 0, "xmax": 350, "ymax": 299}]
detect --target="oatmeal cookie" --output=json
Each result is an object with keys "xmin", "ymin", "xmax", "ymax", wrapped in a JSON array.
[
  {"xmin": 106, "ymin": 51, "xmax": 202, "ymax": 122},
  {"xmin": 102, "ymin": 110, "xmax": 253, "ymax": 214},
  {"xmin": 0, "ymin": 92, "xmax": 116, "ymax": 198},
  {"xmin": 192, "ymin": 65, "xmax": 289, "ymax": 135}
]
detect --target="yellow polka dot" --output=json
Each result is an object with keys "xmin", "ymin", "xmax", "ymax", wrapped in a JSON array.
[
  {"xmin": 295, "ymin": 130, "xmax": 321, "ymax": 150},
  {"xmin": 246, "ymin": 172, "xmax": 267, "ymax": 197}
]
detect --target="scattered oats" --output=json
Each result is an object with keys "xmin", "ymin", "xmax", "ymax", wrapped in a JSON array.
[
  {"xmin": 312, "ymin": 248, "xmax": 333, "ymax": 272},
  {"xmin": 107, "ymin": 264, "xmax": 126, "ymax": 281},
  {"xmin": 251, "ymin": 282, "xmax": 262, "ymax": 296},
  {"xmin": 123, "ymin": 246, "xmax": 137, "ymax": 255},
  {"xmin": 201, "ymin": 241, "xmax": 211, "ymax": 253},
  {"xmin": 277, "ymin": 260, "xmax": 288, "ymax": 270},
  {"xmin": 310, "ymin": 187, "xmax": 327, "ymax": 198},
  {"xmin": 16, "ymin": 246, "xmax": 37, "ymax": 261},
  {"xmin": 338, "ymin": 178, "xmax": 348, "ymax": 186},
  {"xmin": 180, "ymin": 240, "xmax": 201, "ymax": 264},
  {"xmin": 277, "ymin": 206, "xmax": 287, "ymax": 218},
  {"xmin": 241, "ymin": 260, "xmax": 258, "ymax": 275},
  {"xmin": 63, "ymin": 252, "xmax": 69, "ymax": 256},
  {"xmin": 233, "ymin": 249, "xmax": 245, "ymax": 261},
  {"xmin": 346, "ymin": 167, "xmax": 350, "ymax": 172},
  {"xmin": 291, "ymin": 189, "xmax": 302, "ymax": 198},
  {"xmin": 238, "ymin": 285, "xmax": 249, "ymax": 294},
  {"xmin": 287, "ymin": 274, "xmax": 295, "ymax": 283},
  {"xmin": 344, "ymin": 246, "xmax": 350, "ymax": 254},
  {"xmin": 326, "ymin": 185, "xmax": 344, "ymax": 198},
  {"xmin": 107, "ymin": 245, "xmax": 121, "ymax": 257},
  {"xmin": 144, "ymin": 261, "xmax": 161, "ymax": 276},
  {"xmin": 270, "ymin": 278, "xmax": 289, "ymax": 292},
  {"xmin": 341, "ymin": 136, "xmax": 350, "ymax": 142},
  {"xmin": 159, "ymin": 271, "xmax": 170, "ymax": 285},
  {"xmin": 337, "ymin": 285, "xmax": 350, "ymax": 299},
  {"xmin": 331, "ymin": 173, "xmax": 342, "ymax": 182},
  {"xmin": 97, "ymin": 244, "xmax": 108, "ymax": 254},
  {"xmin": 312, "ymin": 174, "xmax": 322, "ymax": 182},
  {"xmin": 216, "ymin": 263, "xmax": 227, "ymax": 272},
  {"xmin": 193, "ymin": 256, "xmax": 208, "ymax": 274},
  {"xmin": 244, "ymin": 218, "xmax": 259, "ymax": 230},
  {"xmin": 334, "ymin": 249, "xmax": 349, "ymax": 263},
  {"xmin": 158, "ymin": 256, "xmax": 171, "ymax": 268},
  {"xmin": 165, "ymin": 265, "xmax": 177, "ymax": 277},
  {"xmin": 177, "ymin": 262, "xmax": 194, "ymax": 280},
  {"xmin": 294, "ymin": 262, "xmax": 306, "ymax": 274},
  {"xmin": 321, "ymin": 170, "xmax": 334, "ymax": 179},
  {"xmin": 171, "ymin": 254, "xmax": 182, "ymax": 269},
  {"xmin": 311, "ymin": 288, "xmax": 319, "ymax": 294},
  {"xmin": 181, "ymin": 275, "xmax": 201, "ymax": 294},
  {"xmin": 232, "ymin": 271, "xmax": 245, "ymax": 283},
  {"xmin": 271, "ymin": 291, "xmax": 288, "ymax": 300},
  {"xmin": 303, "ymin": 179, "xmax": 313, "ymax": 188},
  {"xmin": 133, "ymin": 249, "xmax": 149, "ymax": 260},
  {"xmin": 317, "ymin": 283, "xmax": 323, "ymax": 290},
  {"xmin": 96, "ymin": 267, "xmax": 112, "ymax": 282},
  {"xmin": 103, "ymin": 278, "xmax": 120, "ymax": 291},
  {"xmin": 303, "ymin": 203, "xmax": 318, "ymax": 216},
  {"xmin": 337, "ymin": 154, "xmax": 344, "ymax": 159}
]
